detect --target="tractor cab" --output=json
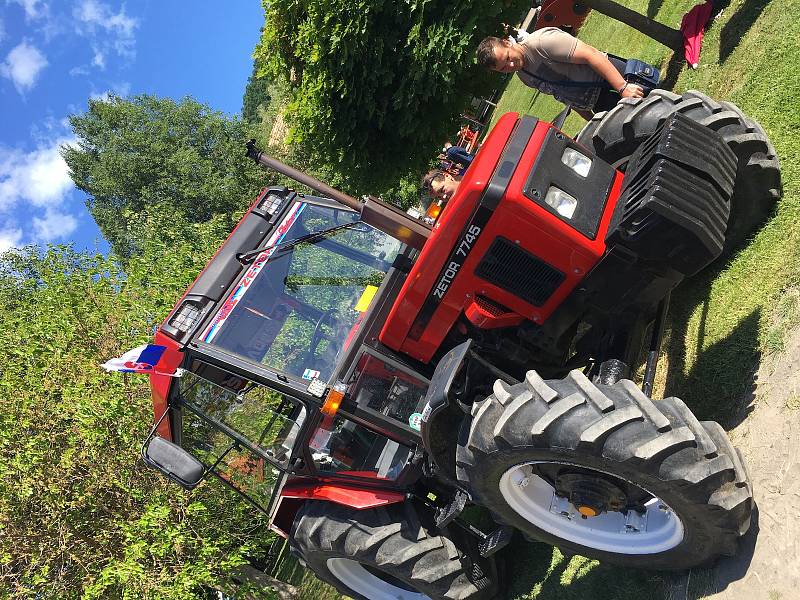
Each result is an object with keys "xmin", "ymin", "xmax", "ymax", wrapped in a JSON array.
[{"xmin": 143, "ymin": 187, "xmax": 434, "ymax": 524}]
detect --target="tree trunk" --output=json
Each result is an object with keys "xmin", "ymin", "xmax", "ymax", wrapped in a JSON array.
[{"xmin": 581, "ymin": 0, "xmax": 684, "ymax": 50}]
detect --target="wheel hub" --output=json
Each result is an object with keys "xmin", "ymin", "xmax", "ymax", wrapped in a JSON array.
[
  {"xmin": 554, "ymin": 471, "xmax": 628, "ymax": 517},
  {"xmin": 498, "ymin": 461, "xmax": 684, "ymax": 554}
]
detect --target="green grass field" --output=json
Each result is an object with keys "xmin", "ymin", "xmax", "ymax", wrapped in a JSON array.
[{"xmin": 485, "ymin": 0, "xmax": 800, "ymax": 598}]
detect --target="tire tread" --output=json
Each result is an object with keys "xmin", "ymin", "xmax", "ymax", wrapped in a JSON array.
[{"xmin": 458, "ymin": 368, "xmax": 754, "ymax": 570}]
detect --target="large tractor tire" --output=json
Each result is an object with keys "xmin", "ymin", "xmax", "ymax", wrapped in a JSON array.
[
  {"xmin": 291, "ymin": 500, "xmax": 500, "ymax": 600},
  {"xmin": 457, "ymin": 370, "xmax": 753, "ymax": 570},
  {"xmin": 576, "ymin": 89, "xmax": 781, "ymax": 253}
]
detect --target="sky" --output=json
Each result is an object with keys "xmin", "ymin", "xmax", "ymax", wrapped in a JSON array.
[{"xmin": 0, "ymin": 0, "xmax": 265, "ymax": 253}]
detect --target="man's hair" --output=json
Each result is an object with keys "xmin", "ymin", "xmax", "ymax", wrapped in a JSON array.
[
  {"xmin": 421, "ymin": 169, "xmax": 446, "ymax": 195},
  {"xmin": 477, "ymin": 37, "xmax": 503, "ymax": 69}
]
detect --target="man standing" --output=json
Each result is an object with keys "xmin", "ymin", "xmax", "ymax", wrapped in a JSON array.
[{"xmin": 476, "ymin": 29, "xmax": 644, "ymax": 119}]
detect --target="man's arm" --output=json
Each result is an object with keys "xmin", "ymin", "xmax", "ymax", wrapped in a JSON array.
[{"xmin": 571, "ymin": 39, "xmax": 644, "ymax": 99}]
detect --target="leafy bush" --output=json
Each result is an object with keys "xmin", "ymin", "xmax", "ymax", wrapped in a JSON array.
[
  {"xmin": 253, "ymin": 0, "xmax": 528, "ymax": 196},
  {"xmin": 0, "ymin": 243, "xmax": 276, "ymax": 599}
]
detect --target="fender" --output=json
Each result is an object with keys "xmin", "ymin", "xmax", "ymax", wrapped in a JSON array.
[
  {"xmin": 419, "ymin": 340, "xmax": 474, "ymax": 481},
  {"xmin": 269, "ymin": 481, "xmax": 405, "ymax": 538}
]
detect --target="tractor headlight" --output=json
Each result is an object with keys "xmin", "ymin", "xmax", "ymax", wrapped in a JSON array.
[
  {"xmin": 258, "ymin": 193, "xmax": 285, "ymax": 216},
  {"xmin": 561, "ymin": 147, "xmax": 592, "ymax": 177},
  {"xmin": 169, "ymin": 300, "xmax": 203, "ymax": 333},
  {"xmin": 544, "ymin": 186, "xmax": 578, "ymax": 219}
]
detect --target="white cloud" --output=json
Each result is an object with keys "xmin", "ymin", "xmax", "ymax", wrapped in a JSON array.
[
  {"xmin": 75, "ymin": 0, "xmax": 137, "ymax": 35},
  {"xmin": 29, "ymin": 115, "xmax": 71, "ymax": 144},
  {"xmin": 91, "ymin": 47, "xmax": 105, "ymax": 69},
  {"xmin": 9, "ymin": 0, "xmax": 46, "ymax": 20},
  {"xmin": 74, "ymin": 0, "xmax": 138, "ymax": 61},
  {"xmin": 0, "ymin": 132, "xmax": 81, "ymax": 246},
  {"xmin": 89, "ymin": 80, "xmax": 130, "ymax": 102},
  {"xmin": 1, "ymin": 41, "xmax": 48, "ymax": 93},
  {"xmin": 0, "ymin": 138, "xmax": 75, "ymax": 211},
  {"xmin": 69, "ymin": 64, "xmax": 90, "ymax": 77},
  {"xmin": 7, "ymin": 1, "xmax": 60, "ymax": 40},
  {"xmin": 0, "ymin": 225, "xmax": 22, "ymax": 252},
  {"xmin": 32, "ymin": 208, "xmax": 77, "ymax": 241}
]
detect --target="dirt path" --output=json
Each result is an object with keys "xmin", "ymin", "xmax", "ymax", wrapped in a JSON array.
[{"xmin": 666, "ymin": 327, "xmax": 800, "ymax": 600}]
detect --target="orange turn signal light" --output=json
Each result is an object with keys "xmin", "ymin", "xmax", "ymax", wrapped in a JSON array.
[
  {"xmin": 426, "ymin": 201, "xmax": 442, "ymax": 221},
  {"xmin": 321, "ymin": 387, "xmax": 345, "ymax": 417}
]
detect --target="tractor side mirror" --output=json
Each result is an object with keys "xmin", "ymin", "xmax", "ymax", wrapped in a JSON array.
[{"xmin": 143, "ymin": 436, "xmax": 205, "ymax": 490}]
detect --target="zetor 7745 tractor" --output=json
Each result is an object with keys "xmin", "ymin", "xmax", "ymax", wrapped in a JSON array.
[{"xmin": 142, "ymin": 90, "xmax": 780, "ymax": 599}]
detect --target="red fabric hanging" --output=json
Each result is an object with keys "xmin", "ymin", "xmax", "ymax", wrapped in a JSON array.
[{"xmin": 681, "ymin": 0, "xmax": 715, "ymax": 68}]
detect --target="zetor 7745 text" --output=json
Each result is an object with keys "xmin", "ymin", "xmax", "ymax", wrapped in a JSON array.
[{"xmin": 141, "ymin": 90, "xmax": 780, "ymax": 600}]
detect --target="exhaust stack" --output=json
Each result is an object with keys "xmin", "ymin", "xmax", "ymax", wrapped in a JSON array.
[{"xmin": 246, "ymin": 141, "xmax": 431, "ymax": 250}]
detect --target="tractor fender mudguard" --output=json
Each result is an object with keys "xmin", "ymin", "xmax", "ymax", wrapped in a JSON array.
[
  {"xmin": 279, "ymin": 481, "xmax": 405, "ymax": 508},
  {"xmin": 269, "ymin": 482, "xmax": 405, "ymax": 538},
  {"xmin": 420, "ymin": 340, "xmax": 474, "ymax": 481}
]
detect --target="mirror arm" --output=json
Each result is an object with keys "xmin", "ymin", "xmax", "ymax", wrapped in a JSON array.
[{"xmin": 140, "ymin": 403, "xmax": 174, "ymax": 461}]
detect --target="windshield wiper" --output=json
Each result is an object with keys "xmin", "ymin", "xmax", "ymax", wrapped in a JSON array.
[{"xmin": 236, "ymin": 221, "xmax": 365, "ymax": 265}]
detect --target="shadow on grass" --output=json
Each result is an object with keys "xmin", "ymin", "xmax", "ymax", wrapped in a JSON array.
[
  {"xmin": 662, "ymin": 265, "xmax": 761, "ymax": 428},
  {"xmin": 500, "ymin": 536, "xmax": 671, "ymax": 600},
  {"xmin": 647, "ymin": 0, "xmax": 665, "ymax": 19},
  {"xmin": 659, "ymin": 51, "xmax": 685, "ymax": 91},
  {"xmin": 501, "ymin": 537, "xmax": 553, "ymax": 598},
  {"xmin": 719, "ymin": 0, "xmax": 771, "ymax": 62}
]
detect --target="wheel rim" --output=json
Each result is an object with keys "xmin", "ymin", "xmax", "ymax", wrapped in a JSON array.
[
  {"xmin": 498, "ymin": 461, "xmax": 684, "ymax": 554},
  {"xmin": 326, "ymin": 558, "xmax": 431, "ymax": 600}
]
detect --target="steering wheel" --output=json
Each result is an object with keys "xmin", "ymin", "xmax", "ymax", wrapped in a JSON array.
[{"xmin": 306, "ymin": 309, "xmax": 336, "ymax": 363}]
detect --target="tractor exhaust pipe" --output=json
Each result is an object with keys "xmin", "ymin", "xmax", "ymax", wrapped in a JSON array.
[{"xmin": 246, "ymin": 141, "xmax": 430, "ymax": 250}]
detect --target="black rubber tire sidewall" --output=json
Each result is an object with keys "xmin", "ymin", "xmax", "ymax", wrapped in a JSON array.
[
  {"xmin": 575, "ymin": 90, "xmax": 781, "ymax": 253},
  {"xmin": 291, "ymin": 501, "xmax": 500, "ymax": 600}
]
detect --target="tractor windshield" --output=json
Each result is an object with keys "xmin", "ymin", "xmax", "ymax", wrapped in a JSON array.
[{"xmin": 200, "ymin": 202, "xmax": 403, "ymax": 383}]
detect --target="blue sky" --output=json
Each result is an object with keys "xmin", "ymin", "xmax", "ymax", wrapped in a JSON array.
[{"xmin": 0, "ymin": 0, "xmax": 264, "ymax": 253}]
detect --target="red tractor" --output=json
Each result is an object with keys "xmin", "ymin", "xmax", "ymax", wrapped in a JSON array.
[
  {"xmin": 534, "ymin": 0, "xmax": 592, "ymax": 35},
  {"xmin": 142, "ymin": 90, "xmax": 780, "ymax": 599}
]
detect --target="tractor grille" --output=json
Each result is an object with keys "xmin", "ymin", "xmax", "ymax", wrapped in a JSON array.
[
  {"xmin": 475, "ymin": 295, "xmax": 508, "ymax": 317},
  {"xmin": 475, "ymin": 238, "xmax": 565, "ymax": 307}
]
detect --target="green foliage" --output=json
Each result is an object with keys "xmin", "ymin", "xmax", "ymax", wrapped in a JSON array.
[
  {"xmin": 243, "ymin": 68, "xmax": 424, "ymax": 209},
  {"xmin": 63, "ymin": 95, "xmax": 266, "ymax": 259},
  {"xmin": 0, "ymin": 244, "xmax": 275, "ymax": 599},
  {"xmin": 253, "ymin": 0, "xmax": 528, "ymax": 197},
  {"xmin": 242, "ymin": 59, "xmax": 273, "ymax": 124}
]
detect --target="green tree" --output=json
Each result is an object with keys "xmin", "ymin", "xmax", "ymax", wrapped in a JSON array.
[
  {"xmin": 63, "ymin": 95, "xmax": 267, "ymax": 259},
  {"xmin": 242, "ymin": 59, "xmax": 273, "ymax": 124},
  {"xmin": 0, "ymin": 243, "xmax": 275, "ymax": 599},
  {"xmin": 253, "ymin": 0, "xmax": 528, "ymax": 195}
]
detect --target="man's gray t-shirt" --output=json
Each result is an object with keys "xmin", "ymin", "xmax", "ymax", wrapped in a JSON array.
[{"xmin": 516, "ymin": 27, "xmax": 606, "ymax": 110}]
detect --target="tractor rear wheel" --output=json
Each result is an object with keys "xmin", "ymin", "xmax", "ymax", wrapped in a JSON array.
[
  {"xmin": 575, "ymin": 89, "xmax": 781, "ymax": 253},
  {"xmin": 457, "ymin": 370, "xmax": 753, "ymax": 569},
  {"xmin": 291, "ymin": 500, "xmax": 500, "ymax": 600}
]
